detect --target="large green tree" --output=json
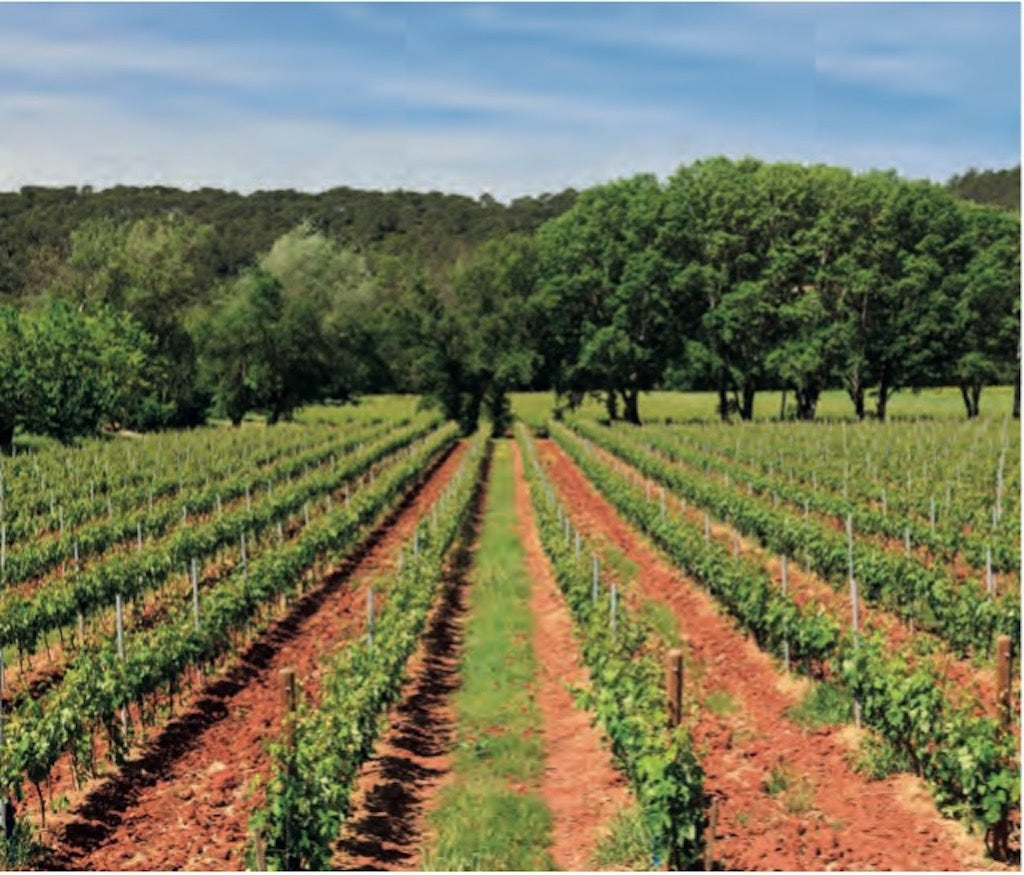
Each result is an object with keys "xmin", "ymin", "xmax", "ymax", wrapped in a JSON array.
[
  {"xmin": 60, "ymin": 214, "xmax": 217, "ymax": 426},
  {"xmin": 536, "ymin": 174, "xmax": 682, "ymax": 424},
  {"xmin": 945, "ymin": 204, "xmax": 1021, "ymax": 417},
  {"xmin": 16, "ymin": 299, "xmax": 155, "ymax": 443}
]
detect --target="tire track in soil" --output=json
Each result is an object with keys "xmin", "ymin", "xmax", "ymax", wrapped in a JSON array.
[
  {"xmin": 332, "ymin": 448, "xmax": 490, "ymax": 871},
  {"xmin": 510, "ymin": 441, "xmax": 633, "ymax": 870},
  {"xmin": 537, "ymin": 438, "xmax": 994, "ymax": 872},
  {"xmin": 40, "ymin": 440, "xmax": 468, "ymax": 872}
]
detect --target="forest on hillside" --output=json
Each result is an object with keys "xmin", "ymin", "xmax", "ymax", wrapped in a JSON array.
[{"xmin": 0, "ymin": 158, "xmax": 1019, "ymax": 449}]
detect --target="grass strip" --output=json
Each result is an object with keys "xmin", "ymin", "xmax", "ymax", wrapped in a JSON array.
[{"xmin": 422, "ymin": 440, "xmax": 553, "ymax": 871}]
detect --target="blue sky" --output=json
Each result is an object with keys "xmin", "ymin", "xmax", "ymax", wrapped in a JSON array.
[{"xmin": 0, "ymin": 2, "xmax": 1018, "ymax": 199}]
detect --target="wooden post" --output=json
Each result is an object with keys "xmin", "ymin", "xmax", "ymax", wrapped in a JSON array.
[
  {"xmin": 847, "ymin": 515, "xmax": 861, "ymax": 728},
  {"xmin": 191, "ymin": 558, "xmax": 200, "ymax": 631},
  {"xmin": 592, "ymin": 554, "xmax": 599, "ymax": 604},
  {"xmin": 115, "ymin": 593, "xmax": 125, "ymax": 661},
  {"xmin": 216, "ymin": 493, "xmax": 222, "ymax": 516},
  {"xmin": 781, "ymin": 555, "xmax": 790, "ymax": 672},
  {"xmin": 367, "ymin": 587, "xmax": 374, "ymax": 648},
  {"xmin": 610, "ymin": 583, "xmax": 618, "ymax": 637},
  {"xmin": 254, "ymin": 831, "xmax": 267, "ymax": 870},
  {"xmin": 137, "ymin": 521, "xmax": 142, "ymax": 551},
  {"xmin": 703, "ymin": 798, "xmax": 720, "ymax": 871},
  {"xmin": 241, "ymin": 533, "xmax": 248, "ymax": 577},
  {"xmin": 277, "ymin": 520, "xmax": 284, "ymax": 541},
  {"xmin": 904, "ymin": 526, "xmax": 911, "ymax": 556},
  {"xmin": 116, "ymin": 594, "xmax": 128, "ymax": 736},
  {"xmin": 996, "ymin": 635, "xmax": 1012, "ymax": 731},
  {"xmin": 182, "ymin": 505, "xmax": 187, "ymax": 525},
  {"xmin": 281, "ymin": 667, "xmax": 297, "ymax": 750},
  {"xmin": 986, "ymin": 547, "xmax": 994, "ymax": 596},
  {"xmin": 929, "ymin": 498, "xmax": 936, "ymax": 531},
  {"xmin": 303, "ymin": 502, "xmax": 310, "ymax": 526},
  {"xmin": 246, "ymin": 486, "xmax": 252, "ymax": 512},
  {"xmin": 666, "ymin": 648, "xmax": 683, "ymax": 728},
  {"xmin": 574, "ymin": 529, "xmax": 581, "ymax": 560},
  {"xmin": 59, "ymin": 506, "xmax": 64, "ymax": 537}
]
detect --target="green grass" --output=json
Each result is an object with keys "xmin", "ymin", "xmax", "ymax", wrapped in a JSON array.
[
  {"xmin": 593, "ymin": 804, "xmax": 657, "ymax": 870},
  {"xmin": 704, "ymin": 689, "xmax": 739, "ymax": 717},
  {"xmin": 511, "ymin": 385, "xmax": 1016, "ymax": 425},
  {"xmin": 422, "ymin": 441, "xmax": 554, "ymax": 871},
  {"xmin": 786, "ymin": 681, "xmax": 854, "ymax": 729}
]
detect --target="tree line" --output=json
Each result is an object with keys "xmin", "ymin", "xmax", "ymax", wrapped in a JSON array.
[{"xmin": 0, "ymin": 157, "xmax": 1018, "ymax": 449}]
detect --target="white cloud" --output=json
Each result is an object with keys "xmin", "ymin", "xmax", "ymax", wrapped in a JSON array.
[
  {"xmin": 814, "ymin": 49, "xmax": 958, "ymax": 99},
  {"xmin": 0, "ymin": 31, "xmax": 283, "ymax": 91}
]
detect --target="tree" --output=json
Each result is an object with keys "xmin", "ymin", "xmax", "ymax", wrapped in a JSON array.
[
  {"xmin": 17, "ymin": 299, "xmax": 155, "ymax": 443},
  {"xmin": 536, "ymin": 174, "xmax": 681, "ymax": 424},
  {"xmin": 662, "ymin": 158, "xmax": 778, "ymax": 421},
  {"xmin": 945, "ymin": 204, "xmax": 1021, "ymax": 417},
  {"xmin": 60, "ymin": 214, "xmax": 217, "ymax": 426},
  {"xmin": 0, "ymin": 307, "xmax": 24, "ymax": 453},
  {"xmin": 259, "ymin": 225, "xmax": 380, "ymax": 417},
  {"xmin": 198, "ymin": 269, "xmax": 282, "ymax": 426}
]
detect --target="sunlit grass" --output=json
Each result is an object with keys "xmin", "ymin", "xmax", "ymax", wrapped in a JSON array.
[{"xmin": 422, "ymin": 441, "xmax": 553, "ymax": 870}]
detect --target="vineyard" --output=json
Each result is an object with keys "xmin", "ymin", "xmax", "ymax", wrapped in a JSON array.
[{"xmin": 0, "ymin": 395, "xmax": 1018, "ymax": 870}]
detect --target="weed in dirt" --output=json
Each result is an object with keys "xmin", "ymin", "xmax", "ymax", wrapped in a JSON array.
[
  {"xmin": 704, "ymin": 689, "xmax": 739, "ymax": 716},
  {"xmin": 764, "ymin": 765, "xmax": 790, "ymax": 796},
  {"xmin": 602, "ymin": 545, "xmax": 638, "ymax": 584},
  {"xmin": 735, "ymin": 811, "xmax": 751, "ymax": 827},
  {"xmin": 850, "ymin": 729, "xmax": 912, "ymax": 781},
  {"xmin": 764, "ymin": 764, "xmax": 815, "ymax": 814},
  {"xmin": 639, "ymin": 599, "xmax": 681, "ymax": 647},
  {"xmin": 786, "ymin": 681, "xmax": 853, "ymax": 728},
  {"xmin": 594, "ymin": 803, "xmax": 656, "ymax": 870},
  {"xmin": 782, "ymin": 775, "xmax": 816, "ymax": 814}
]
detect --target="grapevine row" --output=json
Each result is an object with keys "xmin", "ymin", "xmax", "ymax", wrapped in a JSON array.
[
  {"xmin": 549, "ymin": 422, "xmax": 1018, "ymax": 841},
  {"xmin": 516, "ymin": 424, "xmax": 705, "ymax": 868},
  {"xmin": 0, "ymin": 422, "xmax": 460, "ymax": 825},
  {"xmin": 250, "ymin": 430, "xmax": 488, "ymax": 870},
  {"xmin": 572, "ymin": 420, "xmax": 1019, "ymax": 658},
  {"xmin": 0, "ymin": 419, "xmax": 440, "ymax": 656}
]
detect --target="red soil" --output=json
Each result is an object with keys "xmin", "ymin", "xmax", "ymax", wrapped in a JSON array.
[
  {"xmin": 537, "ymin": 438, "xmax": 997, "ymax": 872},
  {"xmin": 511, "ymin": 441, "xmax": 633, "ymax": 870},
  {"xmin": 40, "ymin": 441, "xmax": 467, "ymax": 871}
]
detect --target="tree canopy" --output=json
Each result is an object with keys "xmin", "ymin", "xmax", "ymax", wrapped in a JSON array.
[{"xmin": 0, "ymin": 159, "xmax": 1018, "ymax": 446}]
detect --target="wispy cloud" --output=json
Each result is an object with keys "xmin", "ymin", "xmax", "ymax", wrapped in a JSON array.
[{"xmin": 0, "ymin": 3, "xmax": 1016, "ymax": 198}]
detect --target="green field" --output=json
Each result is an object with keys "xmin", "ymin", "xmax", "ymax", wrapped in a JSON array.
[{"xmin": 511, "ymin": 386, "xmax": 1017, "ymax": 427}]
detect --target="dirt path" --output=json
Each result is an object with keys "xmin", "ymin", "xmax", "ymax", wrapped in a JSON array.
[
  {"xmin": 42, "ymin": 441, "xmax": 467, "ymax": 871},
  {"xmin": 511, "ymin": 441, "xmax": 633, "ymax": 870},
  {"xmin": 537, "ymin": 438, "xmax": 995, "ymax": 872},
  {"xmin": 332, "ymin": 451, "xmax": 486, "ymax": 871}
]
